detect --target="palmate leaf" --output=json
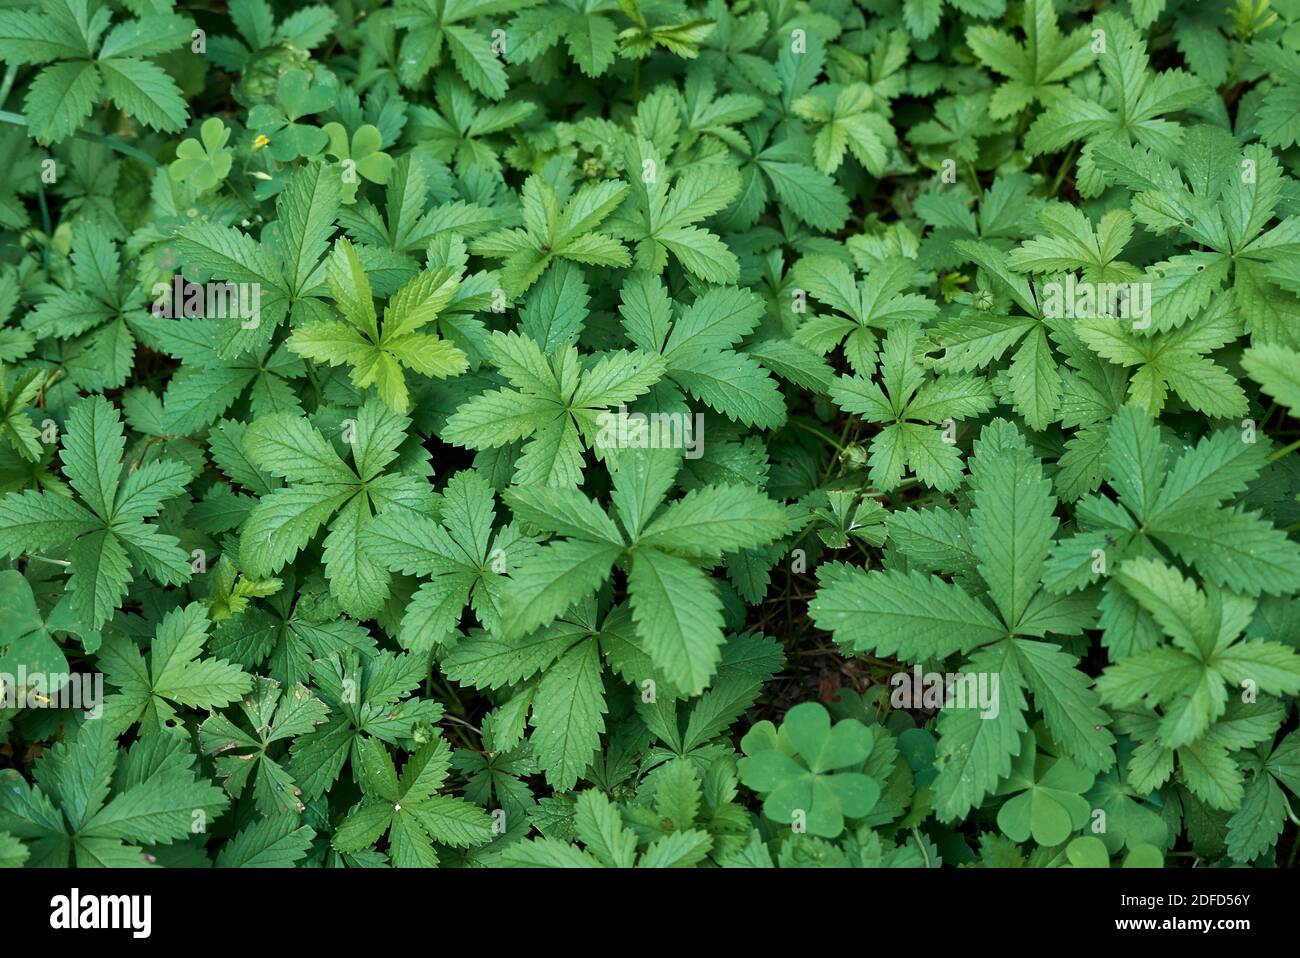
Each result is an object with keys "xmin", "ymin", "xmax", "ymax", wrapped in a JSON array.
[
  {"xmin": 0, "ymin": 1, "xmax": 193, "ymax": 144},
  {"xmin": 0, "ymin": 721, "xmax": 228, "ymax": 867},
  {"xmin": 164, "ymin": 162, "xmax": 343, "ymax": 357},
  {"xmin": 442, "ymin": 330, "xmax": 664, "ymax": 488},
  {"xmin": 237, "ymin": 398, "xmax": 431, "ymax": 617},
  {"xmin": 1024, "ymin": 12, "xmax": 1209, "ymax": 197},
  {"xmin": 1075, "ymin": 297, "xmax": 1247, "ymax": 419},
  {"xmin": 966, "ymin": 0, "xmax": 1094, "ymax": 119},
  {"xmin": 1044, "ymin": 407, "xmax": 1300, "ymax": 603},
  {"xmin": 608, "ymin": 138, "xmax": 741, "ymax": 285},
  {"xmin": 0, "ymin": 396, "xmax": 190, "ymax": 632},
  {"xmin": 1, "ymin": 0, "xmax": 1298, "ymax": 874},
  {"xmin": 1088, "ymin": 132, "xmax": 1300, "ymax": 342},
  {"xmin": 618, "ymin": 275, "xmax": 786, "ymax": 428},
  {"xmin": 332, "ymin": 735, "xmax": 493, "ymax": 865},
  {"xmin": 795, "ymin": 255, "xmax": 938, "ymax": 376},
  {"xmin": 100, "ymin": 603, "xmax": 254, "ymax": 735},
  {"xmin": 286, "ymin": 237, "xmax": 469, "ymax": 412},
  {"xmin": 24, "ymin": 221, "xmax": 148, "ymax": 394},
  {"xmin": 792, "ymin": 83, "xmax": 897, "ymax": 176},
  {"xmin": 471, "ymin": 174, "xmax": 630, "ymax": 296},
  {"xmin": 1097, "ymin": 558, "xmax": 1300, "ymax": 751},
  {"xmin": 442, "ymin": 599, "xmax": 628, "ymax": 790},
  {"xmin": 500, "ymin": 787, "xmax": 712, "ymax": 867},
  {"xmin": 362, "ymin": 468, "xmax": 538, "ymax": 648},
  {"xmin": 508, "ymin": 0, "xmax": 622, "ymax": 77},
  {"xmin": 285, "ymin": 648, "xmax": 444, "ymax": 802},
  {"xmin": 830, "ymin": 322, "xmax": 995, "ymax": 491},
  {"xmin": 927, "ymin": 239, "xmax": 1072, "ymax": 431},
  {"xmin": 498, "ymin": 446, "xmax": 786, "ymax": 695},
  {"xmin": 386, "ymin": 0, "xmax": 540, "ymax": 98},
  {"xmin": 206, "ymin": 0, "xmax": 337, "ymax": 71},
  {"xmin": 812, "ymin": 419, "xmax": 1114, "ymax": 818},
  {"xmin": 198, "ymin": 675, "xmax": 329, "ymax": 816}
]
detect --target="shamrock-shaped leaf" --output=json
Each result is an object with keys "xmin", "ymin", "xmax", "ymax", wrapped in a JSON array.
[
  {"xmin": 169, "ymin": 117, "xmax": 234, "ymax": 190},
  {"xmin": 323, "ymin": 122, "xmax": 395, "ymax": 198},
  {"xmin": 246, "ymin": 70, "xmax": 335, "ymax": 162},
  {"xmin": 738, "ymin": 702, "xmax": 882, "ymax": 838},
  {"xmin": 995, "ymin": 730, "xmax": 1095, "ymax": 846},
  {"xmin": 1066, "ymin": 835, "xmax": 1163, "ymax": 868}
]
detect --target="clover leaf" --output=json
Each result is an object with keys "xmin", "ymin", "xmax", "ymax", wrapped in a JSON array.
[
  {"xmin": 246, "ymin": 69, "xmax": 334, "ymax": 162},
  {"xmin": 323, "ymin": 122, "xmax": 394, "ymax": 200},
  {"xmin": 738, "ymin": 702, "xmax": 882, "ymax": 838},
  {"xmin": 1066, "ymin": 835, "xmax": 1163, "ymax": 868},
  {"xmin": 994, "ymin": 730, "xmax": 1095, "ymax": 847},
  {"xmin": 169, "ymin": 117, "xmax": 234, "ymax": 191}
]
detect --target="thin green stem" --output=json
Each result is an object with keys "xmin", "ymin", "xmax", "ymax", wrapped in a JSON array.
[
  {"xmin": 303, "ymin": 363, "xmax": 325, "ymax": 407},
  {"xmin": 1048, "ymin": 143, "xmax": 1079, "ymax": 197},
  {"xmin": 1226, "ymin": 36, "xmax": 1246, "ymax": 88},
  {"xmin": 912, "ymin": 826, "xmax": 932, "ymax": 867},
  {"xmin": 0, "ymin": 109, "xmax": 161, "ymax": 168},
  {"xmin": 0, "ymin": 65, "xmax": 17, "ymax": 112},
  {"xmin": 35, "ymin": 177, "xmax": 51, "ymax": 282},
  {"xmin": 786, "ymin": 418, "xmax": 846, "ymax": 453},
  {"xmin": 1285, "ymin": 798, "xmax": 1300, "ymax": 829},
  {"xmin": 818, "ymin": 417, "xmax": 858, "ymax": 485},
  {"xmin": 1268, "ymin": 437, "xmax": 1300, "ymax": 463}
]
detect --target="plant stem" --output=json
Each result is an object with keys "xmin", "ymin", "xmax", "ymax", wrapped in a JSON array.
[
  {"xmin": 0, "ymin": 109, "xmax": 161, "ymax": 168},
  {"xmin": 0, "ymin": 65, "xmax": 17, "ymax": 112},
  {"xmin": 1268, "ymin": 437, "xmax": 1300, "ymax": 463},
  {"xmin": 1048, "ymin": 143, "xmax": 1078, "ymax": 197},
  {"xmin": 786, "ymin": 418, "xmax": 846, "ymax": 453},
  {"xmin": 912, "ymin": 826, "xmax": 932, "ymax": 867},
  {"xmin": 1227, "ymin": 36, "xmax": 1246, "ymax": 87},
  {"xmin": 1284, "ymin": 798, "xmax": 1300, "ymax": 828},
  {"xmin": 304, "ymin": 363, "xmax": 324, "ymax": 406},
  {"xmin": 35, "ymin": 177, "xmax": 51, "ymax": 281}
]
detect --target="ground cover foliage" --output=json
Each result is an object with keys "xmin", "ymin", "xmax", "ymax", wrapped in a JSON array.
[{"xmin": 0, "ymin": 0, "xmax": 1298, "ymax": 870}]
